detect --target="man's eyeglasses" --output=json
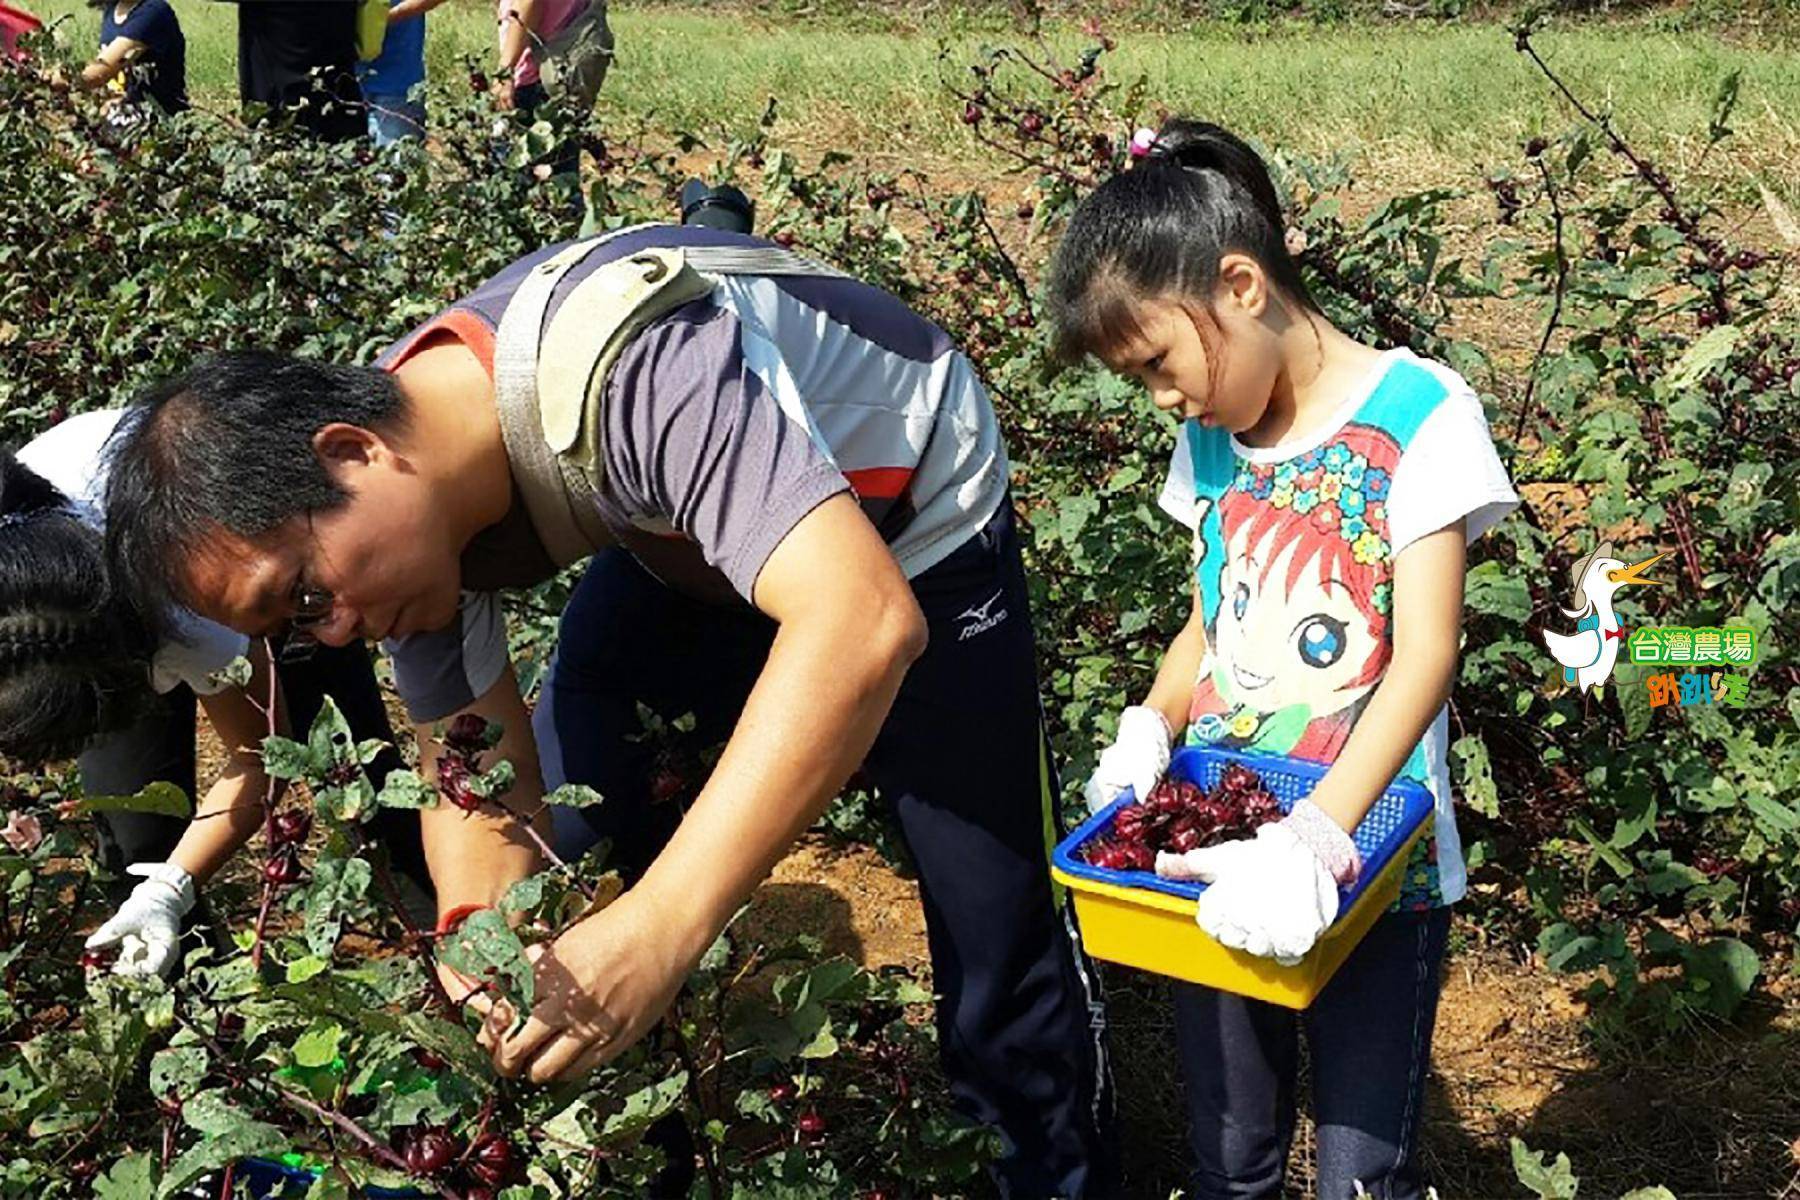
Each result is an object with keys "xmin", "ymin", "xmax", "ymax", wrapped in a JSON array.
[{"xmin": 277, "ymin": 580, "xmax": 336, "ymax": 663}]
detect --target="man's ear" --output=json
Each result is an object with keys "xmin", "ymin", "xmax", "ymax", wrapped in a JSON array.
[
  {"xmin": 1217, "ymin": 253, "xmax": 1270, "ymax": 320},
  {"xmin": 311, "ymin": 423, "xmax": 386, "ymax": 485}
]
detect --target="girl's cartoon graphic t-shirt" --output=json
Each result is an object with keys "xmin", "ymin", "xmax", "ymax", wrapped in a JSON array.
[{"xmin": 1158, "ymin": 348, "xmax": 1519, "ymax": 909}]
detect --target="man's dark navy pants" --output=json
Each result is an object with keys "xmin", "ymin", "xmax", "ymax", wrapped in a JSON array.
[{"xmin": 537, "ymin": 500, "xmax": 1116, "ymax": 1198}]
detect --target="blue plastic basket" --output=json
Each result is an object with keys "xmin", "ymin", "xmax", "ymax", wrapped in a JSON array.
[
  {"xmin": 238, "ymin": 1157, "xmax": 425, "ymax": 1199},
  {"xmin": 1050, "ymin": 745, "xmax": 1435, "ymax": 1007}
]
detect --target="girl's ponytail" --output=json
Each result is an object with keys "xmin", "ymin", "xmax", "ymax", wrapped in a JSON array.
[{"xmin": 1047, "ymin": 118, "xmax": 1319, "ymax": 365}]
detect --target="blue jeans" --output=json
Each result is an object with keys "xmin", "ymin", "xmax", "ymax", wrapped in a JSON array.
[
  {"xmin": 1173, "ymin": 906, "xmax": 1452, "ymax": 1200},
  {"xmin": 536, "ymin": 502, "xmax": 1117, "ymax": 1198},
  {"xmin": 364, "ymin": 93, "xmax": 425, "ymax": 146}
]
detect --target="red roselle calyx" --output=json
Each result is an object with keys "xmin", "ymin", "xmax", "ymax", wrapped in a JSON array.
[
  {"xmin": 263, "ymin": 846, "xmax": 304, "ymax": 886},
  {"xmin": 468, "ymin": 1133, "xmax": 518, "ymax": 1185},
  {"xmin": 436, "ymin": 756, "xmax": 481, "ymax": 812},
  {"xmin": 270, "ymin": 807, "xmax": 312, "ymax": 847}
]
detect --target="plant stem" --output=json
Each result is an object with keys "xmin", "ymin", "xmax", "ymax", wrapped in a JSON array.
[
  {"xmin": 669, "ymin": 1019, "xmax": 725, "ymax": 1200},
  {"xmin": 1513, "ymin": 154, "xmax": 1569, "ymax": 447}
]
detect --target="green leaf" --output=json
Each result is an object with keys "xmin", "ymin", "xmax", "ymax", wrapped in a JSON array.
[
  {"xmin": 286, "ymin": 955, "xmax": 329, "ymax": 984},
  {"xmin": 1744, "ymin": 793, "xmax": 1800, "ymax": 837},
  {"xmin": 1451, "ymin": 735, "xmax": 1499, "ymax": 819},
  {"xmin": 375, "ymin": 769, "xmax": 437, "ymax": 810},
  {"xmin": 1661, "ymin": 324, "xmax": 1739, "ymax": 393},
  {"xmin": 437, "ymin": 909, "xmax": 534, "ymax": 1025},
  {"xmin": 499, "ymin": 872, "xmax": 551, "ymax": 916},
  {"xmin": 160, "ymin": 1091, "xmax": 288, "ymax": 1197},
  {"xmin": 204, "ymin": 655, "xmax": 255, "ymax": 691},
  {"xmin": 1572, "ymin": 817, "xmax": 1632, "ymax": 878},
  {"xmin": 92, "ymin": 1151, "xmax": 158, "ymax": 1199},
  {"xmin": 1464, "ymin": 560, "xmax": 1531, "ymax": 622},
  {"xmin": 308, "ymin": 697, "xmax": 357, "ymax": 768},
  {"xmin": 1680, "ymin": 937, "xmax": 1759, "ymax": 1018},
  {"xmin": 1619, "ymin": 1188, "xmax": 1677, "ymax": 1200},
  {"xmin": 293, "ymin": 1022, "xmax": 344, "ymax": 1069},
  {"xmin": 1510, "ymin": 1137, "xmax": 1580, "ymax": 1200},
  {"xmin": 149, "ymin": 1046, "xmax": 207, "ymax": 1101},
  {"xmin": 471, "ymin": 759, "xmax": 517, "ymax": 801},
  {"xmin": 305, "ymin": 1172, "xmax": 354, "ymax": 1200},
  {"xmin": 544, "ymin": 783, "xmax": 605, "ymax": 808},
  {"xmin": 301, "ymin": 857, "xmax": 372, "ymax": 958},
  {"xmin": 75, "ymin": 781, "xmax": 192, "ymax": 820},
  {"xmin": 260, "ymin": 735, "xmax": 314, "ymax": 781},
  {"xmin": 1608, "ymin": 791, "xmax": 1657, "ymax": 851},
  {"xmin": 600, "ymin": 1071, "xmax": 688, "ymax": 1140}
]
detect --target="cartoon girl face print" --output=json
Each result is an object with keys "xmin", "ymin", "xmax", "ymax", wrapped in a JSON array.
[
  {"xmin": 1213, "ymin": 514, "xmax": 1383, "ymax": 720},
  {"xmin": 1200, "ymin": 427, "xmax": 1404, "ymax": 730}
]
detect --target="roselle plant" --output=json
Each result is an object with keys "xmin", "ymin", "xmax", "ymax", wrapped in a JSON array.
[
  {"xmin": 0, "ymin": 697, "xmax": 994, "ymax": 1197},
  {"xmin": 0, "ymin": 12, "xmax": 1795, "ymax": 1193}
]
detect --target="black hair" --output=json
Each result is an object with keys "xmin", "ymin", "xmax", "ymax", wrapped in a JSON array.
[
  {"xmin": 1045, "ymin": 118, "xmax": 1321, "ymax": 367},
  {"xmin": 104, "ymin": 350, "xmax": 406, "ymax": 632},
  {"xmin": 0, "ymin": 451, "xmax": 156, "ymax": 763}
]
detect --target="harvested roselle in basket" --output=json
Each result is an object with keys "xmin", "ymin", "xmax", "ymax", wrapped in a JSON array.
[{"xmin": 1081, "ymin": 765, "xmax": 1283, "ymax": 870}]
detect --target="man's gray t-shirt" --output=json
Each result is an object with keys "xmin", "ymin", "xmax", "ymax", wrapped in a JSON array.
[{"xmin": 378, "ymin": 226, "xmax": 1009, "ymax": 722}]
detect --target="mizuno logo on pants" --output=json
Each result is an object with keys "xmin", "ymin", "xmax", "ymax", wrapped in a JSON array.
[{"xmin": 957, "ymin": 589, "xmax": 1009, "ymax": 641}]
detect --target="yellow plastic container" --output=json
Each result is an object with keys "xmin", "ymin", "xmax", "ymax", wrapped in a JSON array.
[{"xmin": 1052, "ymin": 747, "xmax": 1436, "ymax": 1009}]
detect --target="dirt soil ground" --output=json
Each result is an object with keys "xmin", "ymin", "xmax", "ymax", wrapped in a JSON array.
[{"xmin": 744, "ymin": 834, "xmax": 1800, "ymax": 1200}]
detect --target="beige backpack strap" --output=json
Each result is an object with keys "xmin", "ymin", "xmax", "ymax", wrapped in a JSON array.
[
  {"xmin": 494, "ymin": 236, "xmax": 847, "ymax": 566},
  {"xmin": 493, "ymin": 237, "xmax": 623, "ymax": 566}
]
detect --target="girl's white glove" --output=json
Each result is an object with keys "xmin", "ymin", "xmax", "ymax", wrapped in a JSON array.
[
  {"xmin": 1082, "ymin": 705, "xmax": 1173, "ymax": 816},
  {"xmin": 84, "ymin": 862, "xmax": 196, "ymax": 979},
  {"xmin": 1155, "ymin": 799, "xmax": 1361, "ymax": 966}
]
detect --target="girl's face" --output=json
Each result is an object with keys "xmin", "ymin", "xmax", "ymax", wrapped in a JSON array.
[
  {"xmin": 1099, "ymin": 259, "xmax": 1284, "ymax": 434},
  {"xmin": 1214, "ymin": 521, "xmax": 1382, "ymax": 719}
]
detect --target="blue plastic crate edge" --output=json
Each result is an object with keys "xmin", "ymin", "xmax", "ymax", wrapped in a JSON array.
[
  {"xmin": 1052, "ymin": 745, "xmax": 1434, "ymax": 918},
  {"xmin": 240, "ymin": 1157, "xmax": 425, "ymax": 1199}
]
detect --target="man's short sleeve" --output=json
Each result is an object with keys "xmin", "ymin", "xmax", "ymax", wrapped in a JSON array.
[
  {"xmin": 150, "ymin": 610, "xmax": 250, "ymax": 697},
  {"xmin": 1385, "ymin": 386, "xmax": 1521, "ymax": 560},
  {"xmin": 384, "ymin": 591, "xmax": 509, "ymax": 723},
  {"xmin": 601, "ymin": 302, "xmax": 850, "ymax": 601}
]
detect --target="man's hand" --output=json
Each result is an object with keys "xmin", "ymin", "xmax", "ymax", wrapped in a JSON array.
[{"xmin": 472, "ymin": 889, "xmax": 689, "ymax": 1083}]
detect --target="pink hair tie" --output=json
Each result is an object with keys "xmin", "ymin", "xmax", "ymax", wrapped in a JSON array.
[{"xmin": 1128, "ymin": 127, "xmax": 1157, "ymax": 159}]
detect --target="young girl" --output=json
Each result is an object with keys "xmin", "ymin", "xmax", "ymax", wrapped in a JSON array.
[
  {"xmin": 79, "ymin": 0, "xmax": 186, "ymax": 117},
  {"xmin": 2, "ymin": 413, "xmax": 425, "ymax": 978},
  {"xmin": 1049, "ymin": 119, "xmax": 1518, "ymax": 1197}
]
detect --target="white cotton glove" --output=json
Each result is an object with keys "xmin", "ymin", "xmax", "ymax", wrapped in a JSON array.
[
  {"xmin": 1083, "ymin": 706, "xmax": 1173, "ymax": 817},
  {"xmin": 1155, "ymin": 800, "xmax": 1361, "ymax": 966},
  {"xmin": 84, "ymin": 862, "xmax": 196, "ymax": 979}
]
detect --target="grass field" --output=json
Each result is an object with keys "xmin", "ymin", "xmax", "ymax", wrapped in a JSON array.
[{"xmin": 33, "ymin": 0, "xmax": 1800, "ymax": 194}]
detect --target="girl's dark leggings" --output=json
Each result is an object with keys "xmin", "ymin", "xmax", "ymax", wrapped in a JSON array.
[{"xmin": 1172, "ymin": 905, "xmax": 1452, "ymax": 1200}]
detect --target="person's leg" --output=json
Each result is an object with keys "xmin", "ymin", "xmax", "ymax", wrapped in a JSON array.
[
  {"xmin": 365, "ymin": 93, "xmax": 425, "ymax": 146},
  {"xmin": 861, "ymin": 502, "xmax": 1114, "ymax": 1198},
  {"xmin": 1305, "ymin": 906, "xmax": 1452, "ymax": 1200},
  {"xmin": 1171, "ymin": 982, "xmax": 1298, "ymax": 1199},
  {"xmin": 533, "ymin": 549, "xmax": 774, "ymax": 880},
  {"xmin": 530, "ymin": 549, "xmax": 771, "ymax": 1198},
  {"xmin": 77, "ymin": 688, "xmax": 198, "ymax": 906},
  {"xmin": 274, "ymin": 641, "xmax": 428, "ymax": 893}
]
